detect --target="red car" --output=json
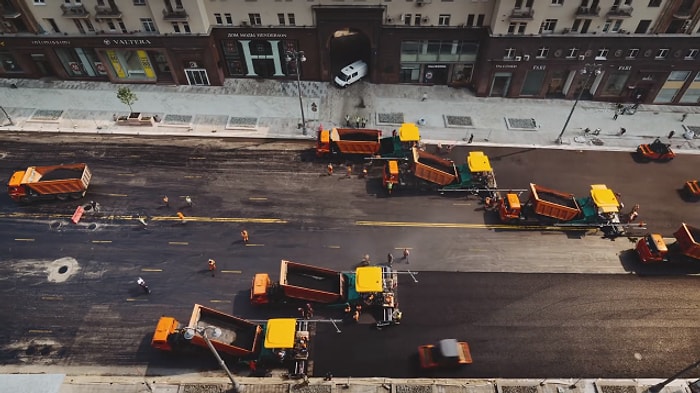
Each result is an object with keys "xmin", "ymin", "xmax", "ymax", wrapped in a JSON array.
[{"xmin": 636, "ymin": 138, "xmax": 675, "ymax": 161}]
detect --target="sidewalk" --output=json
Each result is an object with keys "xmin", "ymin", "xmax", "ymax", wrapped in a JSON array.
[{"xmin": 0, "ymin": 78, "xmax": 698, "ymax": 154}]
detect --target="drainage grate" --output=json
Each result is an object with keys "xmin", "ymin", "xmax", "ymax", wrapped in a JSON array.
[
  {"xmin": 377, "ymin": 112, "xmax": 404, "ymax": 125},
  {"xmin": 226, "ymin": 116, "xmax": 258, "ymax": 129},
  {"xmin": 30, "ymin": 109, "xmax": 64, "ymax": 122},
  {"xmin": 598, "ymin": 386, "xmax": 637, "ymax": 393},
  {"xmin": 445, "ymin": 115, "xmax": 474, "ymax": 128},
  {"xmin": 396, "ymin": 385, "xmax": 433, "ymax": 393},
  {"xmin": 162, "ymin": 114, "xmax": 193, "ymax": 126},
  {"xmin": 506, "ymin": 117, "xmax": 538, "ymax": 130},
  {"xmin": 181, "ymin": 384, "xmax": 229, "ymax": 393},
  {"xmin": 501, "ymin": 386, "xmax": 539, "ymax": 393}
]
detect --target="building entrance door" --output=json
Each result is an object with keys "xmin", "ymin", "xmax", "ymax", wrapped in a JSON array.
[
  {"xmin": 490, "ymin": 72, "xmax": 512, "ymax": 97},
  {"xmin": 31, "ymin": 53, "xmax": 55, "ymax": 77}
]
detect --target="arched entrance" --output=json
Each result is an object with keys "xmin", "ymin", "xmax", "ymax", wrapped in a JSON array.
[{"xmin": 328, "ymin": 28, "xmax": 371, "ymax": 81}]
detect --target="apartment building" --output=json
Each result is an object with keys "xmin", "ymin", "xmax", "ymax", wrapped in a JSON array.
[{"xmin": 0, "ymin": 0, "xmax": 698, "ymax": 105}]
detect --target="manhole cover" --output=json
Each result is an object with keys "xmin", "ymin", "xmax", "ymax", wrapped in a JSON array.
[
  {"xmin": 445, "ymin": 115, "xmax": 473, "ymax": 127},
  {"xmin": 506, "ymin": 117, "xmax": 538, "ymax": 130},
  {"xmin": 377, "ymin": 112, "xmax": 404, "ymax": 125}
]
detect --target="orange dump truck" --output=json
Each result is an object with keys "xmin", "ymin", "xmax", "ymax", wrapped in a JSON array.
[
  {"xmin": 251, "ymin": 260, "xmax": 346, "ymax": 305},
  {"xmin": 316, "ymin": 128, "xmax": 382, "ymax": 157},
  {"xmin": 410, "ymin": 147, "xmax": 459, "ymax": 186},
  {"xmin": 151, "ymin": 304, "xmax": 263, "ymax": 357},
  {"xmin": 7, "ymin": 163, "xmax": 92, "ymax": 202},
  {"xmin": 498, "ymin": 183, "xmax": 581, "ymax": 222},
  {"xmin": 635, "ymin": 223, "xmax": 700, "ymax": 264}
]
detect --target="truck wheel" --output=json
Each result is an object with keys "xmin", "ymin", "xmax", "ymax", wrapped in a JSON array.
[{"xmin": 56, "ymin": 194, "xmax": 69, "ymax": 201}]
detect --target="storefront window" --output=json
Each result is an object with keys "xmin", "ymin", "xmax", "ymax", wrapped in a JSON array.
[
  {"xmin": 458, "ymin": 42, "xmax": 478, "ymax": 62},
  {"xmin": 400, "ymin": 41, "xmax": 420, "ymax": 62},
  {"xmin": 680, "ymin": 88, "xmax": 700, "ymax": 103},
  {"xmin": 103, "ymin": 49, "xmax": 156, "ymax": 81},
  {"xmin": 521, "ymin": 70, "xmax": 546, "ymax": 96},
  {"xmin": 450, "ymin": 64, "xmax": 473, "ymax": 84},
  {"xmin": 221, "ymin": 39, "xmax": 288, "ymax": 78},
  {"xmin": 0, "ymin": 52, "xmax": 22, "ymax": 74},
  {"xmin": 401, "ymin": 40, "xmax": 478, "ymax": 84},
  {"xmin": 654, "ymin": 88, "xmax": 679, "ymax": 103},
  {"xmin": 601, "ymin": 71, "xmax": 630, "ymax": 95},
  {"xmin": 55, "ymin": 48, "xmax": 104, "ymax": 77},
  {"xmin": 400, "ymin": 64, "xmax": 420, "ymax": 83},
  {"xmin": 418, "ymin": 41, "xmax": 440, "ymax": 62}
]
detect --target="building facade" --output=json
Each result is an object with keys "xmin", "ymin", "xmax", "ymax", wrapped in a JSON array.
[{"xmin": 0, "ymin": 0, "xmax": 698, "ymax": 105}]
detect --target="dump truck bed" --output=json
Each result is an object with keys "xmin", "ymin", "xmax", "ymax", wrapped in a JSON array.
[
  {"xmin": 15, "ymin": 164, "xmax": 90, "ymax": 194},
  {"xmin": 280, "ymin": 260, "xmax": 345, "ymax": 303},
  {"xmin": 674, "ymin": 223, "xmax": 700, "ymax": 260},
  {"xmin": 411, "ymin": 148, "xmax": 458, "ymax": 186},
  {"xmin": 528, "ymin": 183, "xmax": 581, "ymax": 221},
  {"xmin": 331, "ymin": 128, "xmax": 382, "ymax": 155},
  {"xmin": 188, "ymin": 304, "xmax": 261, "ymax": 357}
]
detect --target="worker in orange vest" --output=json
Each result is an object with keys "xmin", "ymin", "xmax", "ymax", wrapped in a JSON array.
[
  {"xmin": 327, "ymin": 163, "xmax": 334, "ymax": 176},
  {"xmin": 208, "ymin": 259, "xmax": 217, "ymax": 277},
  {"xmin": 241, "ymin": 229, "xmax": 249, "ymax": 243}
]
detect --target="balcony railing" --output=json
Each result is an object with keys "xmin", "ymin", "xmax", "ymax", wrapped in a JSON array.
[
  {"xmin": 162, "ymin": 8, "xmax": 188, "ymax": 21},
  {"xmin": 60, "ymin": 4, "xmax": 89, "ymax": 18},
  {"xmin": 95, "ymin": 5, "xmax": 122, "ymax": 19},
  {"xmin": 510, "ymin": 8, "xmax": 535, "ymax": 19},
  {"xmin": 606, "ymin": 6, "xmax": 633, "ymax": 17},
  {"xmin": 575, "ymin": 6, "xmax": 600, "ymax": 16},
  {"xmin": 672, "ymin": 8, "xmax": 692, "ymax": 19}
]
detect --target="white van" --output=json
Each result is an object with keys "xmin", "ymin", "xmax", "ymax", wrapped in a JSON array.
[{"xmin": 334, "ymin": 60, "xmax": 368, "ymax": 88}]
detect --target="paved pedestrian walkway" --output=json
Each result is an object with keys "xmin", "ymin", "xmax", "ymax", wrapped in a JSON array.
[
  {"xmin": 0, "ymin": 78, "xmax": 698, "ymax": 154},
  {"xmin": 2, "ymin": 373, "xmax": 699, "ymax": 393}
]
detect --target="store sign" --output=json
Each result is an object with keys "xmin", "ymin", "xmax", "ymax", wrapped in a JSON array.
[
  {"xmin": 618, "ymin": 65, "xmax": 632, "ymax": 71},
  {"xmin": 496, "ymin": 64, "xmax": 518, "ymax": 69},
  {"xmin": 31, "ymin": 39, "xmax": 71, "ymax": 46},
  {"xmin": 532, "ymin": 65, "xmax": 546, "ymax": 70},
  {"xmin": 427, "ymin": 64, "xmax": 447, "ymax": 69},
  {"xmin": 227, "ymin": 32, "xmax": 288, "ymax": 38},
  {"xmin": 103, "ymin": 39, "xmax": 153, "ymax": 47}
]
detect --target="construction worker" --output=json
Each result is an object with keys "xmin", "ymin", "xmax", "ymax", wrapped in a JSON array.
[
  {"xmin": 327, "ymin": 163, "xmax": 333, "ymax": 176},
  {"xmin": 361, "ymin": 167, "xmax": 368, "ymax": 179},
  {"xmin": 387, "ymin": 253, "xmax": 394, "ymax": 266},
  {"xmin": 346, "ymin": 164, "xmax": 352, "ymax": 178},
  {"xmin": 387, "ymin": 181, "xmax": 393, "ymax": 195},
  {"xmin": 403, "ymin": 248, "xmax": 410, "ymax": 263},
  {"xmin": 241, "ymin": 229, "xmax": 249, "ymax": 243},
  {"xmin": 352, "ymin": 310, "xmax": 360, "ymax": 322},
  {"xmin": 298, "ymin": 307, "xmax": 307, "ymax": 319},
  {"xmin": 208, "ymin": 259, "xmax": 217, "ymax": 277},
  {"xmin": 177, "ymin": 211, "xmax": 186, "ymax": 224},
  {"xmin": 162, "ymin": 195, "xmax": 169, "ymax": 207},
  {"xmin": 628, "ymin": 204, "xmax": 640, "ymax": 223},
  {"xmin": 305, "ymin": 303, "xmax": 314, "ymax": 319},
  {"xmin": 185, "ymin": 195, "xmax": 192, "ymax": 207}
]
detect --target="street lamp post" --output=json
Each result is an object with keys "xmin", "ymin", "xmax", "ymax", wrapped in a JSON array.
[
  {"xmin": 285, "ymin": 50, "xmax": 307, "ymax": 136},
  {"xmin": 183, "ymin": 326, "xmax": 242, "ymax": 393},
  {"xmin": 555, "ymin": 63, "xmax": 602, "ymax": 144},
  {"xmin": 0, "ymin": 105, "xmax": 12, "ymax": 126}
]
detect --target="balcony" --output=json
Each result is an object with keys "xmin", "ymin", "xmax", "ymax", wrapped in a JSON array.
[
  {"xmin": 510, "ymin": 8, "xmax": 534, "ymax": 20},
  {"xmin": 672, "ymin": 8, "xmax": 692, "ymax": 19},
  {"xmin": 94, "ymin": 5, "xmax": 122, "ymax": 19},
  {"xmin": 575, "ymin": 6, "xmax": 600, "ymax": 17},
  {"xmin": 60, "ymin": 4, "xmax": 89, "ymax": 18},
  {"xmin": 162, "ymin": 8, "xmax": 188, "ymax": 21},
  {"xmin": 606, "ymin": 6, "xmax": 633, "ymax": 17}
]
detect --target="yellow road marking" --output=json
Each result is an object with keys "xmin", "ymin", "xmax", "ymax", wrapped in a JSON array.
[
  {"xmin": 395, "ymin": 247, "xmax": 413, "ymax": 250},
  {"xmin": 452, "ymin": 203, "xmax": 472, "ymax": 206},
  {"xmin": 249, "ymin": 197, "xmax": 268, "ymax": 201},
  {"xmin": 245, "ymin": 243, "xmax": 264, "ymax": 247},
  {"xmin": 168, "ymin": 241, "xmax": 189, "ymax": 246},
  {"xmin": 221, "ymin": 270, "xmax": 242, "ymax": 274},
  {"xmin": 126, "ymin": 298, "xmax": 148, "ymax": 302},
  {"xmin": 91, "ymin": 192, "xmax": 128, "ymax": 197},
  {"xmin": 0, "ymin": 212, "xmax": 287, "ymax": 224},
  {"xmin": 325, "ymin": 245, "xmax": 341, "ymax": 249},
  {"xmin": 117, "ymin": 173, "xmax": 136, "ymax": 176},
  {"xmin": 91, "ymin": 240, "xmax": 112, "ymax": 244},
  {"xmin": 141, "ymin": 268, "xmax": 163, "ymax": 272},
  {"xmin": 183, "ymin": 175, "xmax": 202, "ymax": 179},
  {"xmin": 356, "ymin": 220, "xmax": 583, "ymax": 231},
  {"xmin": 14, "ymin": 238, "xmax": 35, "ymax": 242},
  {"xmin": 190, "ymin": 157, "xmax": 207, "ymax": 160},
  {"xmin": 28, "ymin": 330, "xmax": 52, "ymax": 334},
  {"xmin": 41, "ymin": 295, "xmax": 63, "ymax": 301},
  {"xmin": 210, "ymin": 299, "xmax": 231, "ymax": 303}
]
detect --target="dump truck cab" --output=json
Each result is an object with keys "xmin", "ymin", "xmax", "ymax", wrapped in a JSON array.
[
  {"xmin": 635, "ymin": 233, "xmax": 668, "ymax": 263},
  {"xmin": 316, "ymin": 129, "xmax": 331, "ymax": 157},
  {"xmin": 418, "ymin": 338, "xmax": 472, "ymax": 369},
  {"xmin": 251, "ymin": 273, "xmax": 273, "ymax": 305},
  {"xmin": 498, "ymin": 193, "xmax": 522, "ymax": 221},
  {"xmin": 151, "ymin": 316, "xmax": 181, "ymax": 351},
  {"xmin": 637, "ymin": 138, "xmax": 675, "ymax": 161}
]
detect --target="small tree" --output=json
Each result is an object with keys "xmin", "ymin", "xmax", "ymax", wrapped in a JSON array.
[{"xmin": 116, "ymin": 86, "xmax": 138, "ymax": 113}]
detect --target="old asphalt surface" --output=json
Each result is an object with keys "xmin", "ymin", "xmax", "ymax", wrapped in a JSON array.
[{"xmin": 1, "ymin": 79, "xmax": 699, "ymax": 393}]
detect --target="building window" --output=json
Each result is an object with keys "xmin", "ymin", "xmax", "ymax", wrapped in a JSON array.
[
  {"xmin": 551, "ymin": 0, "xmax": 564, "ymax": 5},
  {"xmin": 44, "ymin": 18, "xmax": 60, "ymax": 33},
  {"xmin": 249, "ymin": 13, "xmax": 262, "ymax": 26},
  {"xmin": 540, "ymin": 19, "xmax": 557, "ymax": 33},
  {"xmin": 288, "ymin": 13, "xmax": 296, "ymax": 26},
  {"xmin": 278, "ymin": 13, "xmax": 285, "ymax": 25},
  {"xmin": 647, "ymin": 0, "xmax": 661, "ymax": 6},
  {"xmin": 596, "ymin": 48, "xmax": 609, "ymax": 59},
  {"xmin": 118, "ymin": 20, "xmax": 127, "ymax": 33},
  {"xmin": 567, "ymin": 48, "xmax": 579, "ymax": 58},
  {"xmin": 225, "ymin": 13, "xmax": 233, "ymax": 24},
  {"xmin": 602, "ymin": 71, "xmax": 630, "ymax": 95},
  {"xmin": 141, "ymin": 18, "xmax": 156, "ymax": 32},
  {"xmin": 182, "ymin": 22, "xmax": 190, "ymax": 33},
  {"xmin": 655, "ymin": 48, "xmax": 669, "ymax": 59},
  {"xmin": 508, "ymin": 23, "xmax": 517, "ymax": 33},
  {"xmin": 467, "ymin": 14, "xmax": 475, "ymax": 26},
  {"xmin": 404, "ymin": 13, "xmax": 412, "ymax": 25},
  {"xmin": 612, "ymin": 20, "xmax": 623, "ymax": 32},
  {"xmin": 133, "ymin": 0, "xmax": 145, "ymax": 5},
  {"xmin": 477, "ymin": 14, "xmax": 485, "ymax": 26},
  {"xmin": 668, "ymin": 71, "xmax": 690, "ymax": 81},
  {"xmin": 214, "ymin": 13, "xmax": 222, "ymax": 25},
  {"xmin": 438, "ymin": 14, "xmax": 451, "ymax": 26},
  {"xmin": 414, "ymin": 14, "xmax": 422, "ymax": 26},
  {"xmin": 626, "ymin": 48, "xmax": 639, "ymax": 58},
  {"xmin": 685, "ymin": 49, "xmax": 698, "ymax": 59},
  {"xmin": 74, "ymin": 19, "xmax": 86, "ymax": 34},
  {"xmin": 106, "ymin": 20, "xmax": 116, "ymax": 31},
  {"xmin": 172, "ymin": 22, "xmax": 180, "ymax": 33},
  {"xmin": 33, "ymin": 0, "xmax": 46, "ymax": 4},
  {"xmin": 505, "ymin": 48, "xmax": 516, "ymax": 59},
  {"xmin": 521, "ymin": 70, "xmax": 546, "ymax": 95},
  {"xmin": 634, "ymin": 19, "xmax": 651, "ymax": 33},
  {"xmin": 536, "ymin": 47, "xmax": 549, "ymax": 58}
]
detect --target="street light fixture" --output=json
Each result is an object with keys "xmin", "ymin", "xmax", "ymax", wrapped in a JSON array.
[
  {"xmin": 555, "ymin": 63, "xmax": 603, "ymax": 144},
  {"xmin": 285, "ymin": 49, "xmax": 307, "ymax": 136},
  {"xmin": 183, "ymin": 326, "xmax": 242, "ymax": 393}
]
